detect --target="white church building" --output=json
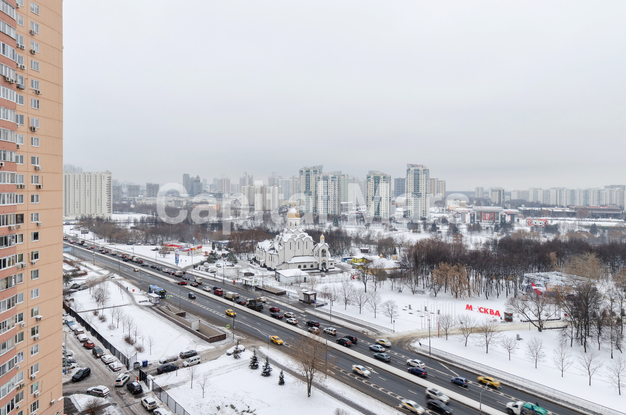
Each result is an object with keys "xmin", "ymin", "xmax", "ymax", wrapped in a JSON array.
[{"xmin": 255, "ymin": 207, "xmax": 335, "ymax": 272}]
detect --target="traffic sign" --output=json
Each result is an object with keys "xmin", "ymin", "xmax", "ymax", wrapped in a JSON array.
[{"xmin": 226, "ymin": 324, "xmax": 230, "ymax": 329}]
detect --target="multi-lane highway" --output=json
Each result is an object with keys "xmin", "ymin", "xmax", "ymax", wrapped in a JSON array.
[{"xmin": 66, "ymin": 242, "xmax": 586, "ymax": 415}]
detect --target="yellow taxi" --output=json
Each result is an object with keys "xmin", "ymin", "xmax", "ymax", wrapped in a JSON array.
[
  {"xmin": 225, "ymin": 309, "xmax": 236, "ymax": 317},
  {"xmin": 270, "ymin": 336, "xmax": 283, "ymax": 345},
  {"xmin": 477, "ymin": 375, "xmax": 501, "ymax": 389}
]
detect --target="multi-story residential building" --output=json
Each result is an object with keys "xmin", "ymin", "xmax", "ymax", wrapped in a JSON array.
[
  {"xmin": 365, "ymin": 171, "xmax": 391, "ymax": 219},
  {"xmin": 406, "ymin": 164, "xmax": 429, "ymax": 219},
  {"xmin": 490, "ymin": 187, "xmax": 505, "ymax": 206},
  {"xmin": 299, "ymin": 165, "xmax": 322, "ymax": 214},
  {"xmin": 317, "ymin": 172, "xmax": 341, "ymax": 216},
  {"xmin": 475, "ymin": 187, "xmax": 484, "ymax": 199},
  {"xmin": 0, "ymin": 2, "xmax": 64, "ymax": 415},
  {"xmin": 146, "ymin": 183, "xmax": 159, "ymax": 198},
  {"xmin": 393, "ymin": 177, "xmax": 405, "ymax": 198},
  {"xmin": 182, "ymin": 173, "xmax": 191, "ymax": 194},
  {"xmin": 126, "ymin": 184, "xmax": 140, "ymax": 198},
  {"xmin": 63, "ymin": 172, "xmax": 112, "ymax": 218},
  {"xmin": 216, "ymin": 176, "xmax": 230, "ymax": 195}
]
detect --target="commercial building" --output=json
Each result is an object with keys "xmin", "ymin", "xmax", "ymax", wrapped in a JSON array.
[
  {"xmin": 406, "ymin": 164, "xmax": 429, "ymax": 219},
  {"xmin": 0, "ymin": 2, "xmax": 64, "ymax": 414},
  {"xmin": 365, "ymin": 171, "xmax": 391, "ymax": 219},
  {"xmin": 63, "ymin": 171, "xmax": 112, "ymax": 218}
]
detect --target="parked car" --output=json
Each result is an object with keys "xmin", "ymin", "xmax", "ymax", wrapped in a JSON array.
[
  {"xmin": 141, "ymin": 397, "xmax": 158, "ymax": 411},
  {"xmin": 369, "ymin": 344, "xmax": 386, "ymax": 353},
  {"xmin": 270, "ymin": 312, "xmax": 283, "ymax": 320},
  {"xmin": 425, "ymin": 388, "xmax": 450, "ymax": 404},
  {"xmin": 406, "ymin": 359, "xmax": 425, "ymax": 368},
  {"xmin": 126, "ymin": 381, "xmax": 143, "ymax": 395},
  {"xmin": 83, "ymin": 340, "xmax": 95, "ymax": 349},
  {"xmin": 153, "ymin": 408, "xmax": 172, "ymax": 415},
  {"xmin": 286, "ymin": 318, "xmax": 298, "ymax": 325},
  {"xmin": 373, "ymin": 353, "xmax": 391, "ymax": 363},
  {"xmin": 101, "ymin": 354, "xmax": 116, "ymax": 364},
  {"xmin": 323, "ymin": 327, "xmax": 337, "ymax": 336},
  {"xmin": 92, "ymin": 347, "xmax": 105, "ymax": 358},
  {"xmin": 451, "ymin": 377, "xmax": 468, "ymax": 388},
  {"xmin": 109, "ymin": 362, "xmax": 124, "ymax": 372},
  {"xmin": 179, "ymin": 350, "xmax": 197, "ymax": 359},
  {"xmin": 115, "ymin": 373, "xmax": 131, "ymax": 387},
  {"xmin": 183, "ymin": 356, "xmax": 201, "ymax": 367},
  {"xmin": 283, "ymin": 312, "xmax": 296, "ymax": 319},
  {"xmin": 401, "ymin": 399, "xmax": 426, "ymax": 414},
  {"xmin": 426, "ymin": 399, "xmax": 453, "ymax": 415},
  {"xmin": 188, "ymin": 292, "xmax": 196, "ymax": 299},
  {"xmin": 156, "ymin": 363, "xmax": 178, "ymax": 374},
  {"xmin": 77, "ymin": 334, "xmax": 88, "ymax": 343},
  {"xmin": 306, "ymin": 321, "xmax": 320, "ymax": 327},
  {"xmin": 71, "ymin": 367, "xmax": 91, "ymax": 382},
  {"xmin": 408, "ymin": 367, "xmax": 427, "ymax": 378},
  {"xmin": 308, "ymin": 327, "xmax": 320, "ymax": 335},
  {"xmin": 343, "ymin": 335, "xmax": 358, "ymax": 344},
  {"xmin": 376, "ymin": 339, "xmax": 391, "ymax": 347},
  {"xmin": 336, "ymin": 338, "xmax": 351, "ymax": 347},
  {"xmin": 269, "ymin": 306, "xmax": 280, "ymax": 313},
  {"xmin": 87, "ymin": 385, "xmax": 110, "ymax": 397},
  {"xmin": 351, "ymin": 364, "xmax": 370, "ymax": 377}
]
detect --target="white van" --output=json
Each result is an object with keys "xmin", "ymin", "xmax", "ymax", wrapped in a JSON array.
[
  {"xmin": 183, "ymin": 356, "xmax": 201, "ymax": 367},
  {"xmin": 158, "ymin": 355, "xmax": 178, "ymax": 364}
]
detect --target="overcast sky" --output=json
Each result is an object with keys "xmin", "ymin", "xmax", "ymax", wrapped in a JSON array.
[{"xmin": 63, "ymin": 1, "xmax": 626, "ymax": 190}]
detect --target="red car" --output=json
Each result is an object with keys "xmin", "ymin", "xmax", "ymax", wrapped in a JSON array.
[
  {"xmin": 84, "ymin": 340, "xmax": 95, "ymax": 349},
  {"xmin": 177, "ymin": 281, "xmax": 187, "ymax": 285},
  {"xmin": 269, "ymin": 306, "xmax": 280, "ymax": 313}
]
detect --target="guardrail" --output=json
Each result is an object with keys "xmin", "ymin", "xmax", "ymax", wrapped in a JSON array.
[
  {"xmin": 426, "ymin": 346, "xmax": 621, "ymax": 415},
  {"xmin": 310, "ymin": 308, "xmax": 393, "ymax": 333}
]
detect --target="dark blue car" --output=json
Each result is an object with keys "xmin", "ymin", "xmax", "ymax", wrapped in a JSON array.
[
  {"xmin": 451, "ymin": 376, "xmax": 468, "ymax": 387},
  {"xmin": 408, "ymin": 367, "xmax": 427, "ymax": 378}
]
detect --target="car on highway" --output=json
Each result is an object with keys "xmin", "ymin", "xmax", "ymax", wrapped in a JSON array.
[
  {"xmin": 213, "ymin": 288, "xmax": 224, "ymax": 296},
  {"xmin": 283, "ymin": 312, "xmax": 296, "ymax": 319},
  {"xmin": 157, "ymin": 363, "xmax": 178, "ymax": 374},
  {"xmin": 141, "ymin": 397, "xmax": 158, "ymax": 411},
  {"xmin": 269, "ymin": 306, "xmax": 280, "ymax": 313},
  {"xmin": 306, "ymin": 320, "xmax": 320, "ymax": 327},
  {"xmin": 83, "ymin": 340, "xmax": 95, "ymax": 349},
  {"xmin": 142, "ymin": 262, "xmax": 149, "ymax": 267},
  {"xmin": 87, "ymin": 385, "xmax": 110, "ymax": 397},
  {"xmin": 408, "ymin": 367, "xmax": 427, "ymax": 378},
  {"xmin": 407, "ymin": 359, "xmax": 425, "ymax": 368},
  {"xmin": 286, "ymin": 317, "xmax": 298, "ymax": 325},
  {"xmin": 323, "ymin": 327, "xmax": 337, "ymax": 336},
  {"xmin": 336, "ymin": 338, "xmax": 351, "ymax": 347},
  {"xmin": 401, "ymin": 399, "xmax": 426, "ymax": 414},
  {"xmin": 101, "ymin": 354, "xmax": 116, "ymax": 364},
  {"xmin": 308, "ymin": 327, "xmax": 320, "ymax": 335},
  {"xmin": 369, "ymin": 344, "xmax": 386, "ymax": 353},
  {"xmin": 373, "ymin": 353, "xmax": 391, "ymax": 363},
  {"xmin": 270, "ymin": 336, "xmax": 284, "ymax": 345},
  {"xmin": 179, "ymin": 350, "xmax": 197, "ymax": 359},
  {"xmin": 71, "ymin": 367, "xmax": 91, "ymax": 382},
  {"xmin": 270, "ymin": 312, "xmax": 283, "ymax": 320},
  {"xmin": 425, "ymin": 388, "xmax": 450, "ymax": 404},
  {"xmin": 375, "ymin": 339, "xmax": 391, "ymax": 347},
  {"xmin": 351, "ymin": 365, "xmax": 370, "ymax": 377},
  {"xmin": 177, "ymin": 281, "xmax": 187, "ymax": 285},
  {"xmin": 477, "ymin": 375, "xmax": 501, "ymax": 389},
  {"xmin": 126, "ymin": 381, "xmax": 143, "ymax": 395},
  {"xmin": 188, "ymin": 292, "xmax": 196, "ymax": 299},
  {"xmin": 426, "ymin": 399, "xmax": 453, "ymax": 414},
  {"xmin": 343, "ymin": 335, "xmax": 358, "ymax": 344},
  {"xmin": 451, "ymin": 377, "xmax": 468, "ymax": 388},
  {"xmin": 190, "ymin": 282, "xmax": 198, "ymax": 287},
  {"xmin": 109, "ymin": 361, "xmax": 124, "ymax": 372},
  {"xmin": 225, "ymin": 309, "xmax": 236, "ymax": 317},
  {"xmin": 235, "ymin": 299, "xmax": 247, "ymax": 306},
  {"xmin": 133, "ymin": 268, "xmax": 139, "ymax": 272},
  {"xmin": 115, "ymin": 373, "xmax": 131, "ymax": 387},
  {"xmin": 256, "ymin": 297, "xmax": 267, "ymax": 303}
]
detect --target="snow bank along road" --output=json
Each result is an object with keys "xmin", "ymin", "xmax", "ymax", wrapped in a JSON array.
[{"xmin": 68, "ymin": 243, "xmax": 587, "ymax": 415}]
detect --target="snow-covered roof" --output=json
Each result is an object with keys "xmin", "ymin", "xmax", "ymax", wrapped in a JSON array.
[
  {"xmin": 287, "ymin": 256, "xmax": 318, "ymax": 264},
  {"xmin": 276, "ymin": 269, "xmax": 307, "ymax": 277}
]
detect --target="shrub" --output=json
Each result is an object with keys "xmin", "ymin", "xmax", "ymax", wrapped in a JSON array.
[{"xmin": 124, "ymin": 335, "xmax": 134, "ymax": 345}]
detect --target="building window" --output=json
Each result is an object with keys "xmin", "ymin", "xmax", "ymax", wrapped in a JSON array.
[
  {"xmin": 30, "ymin": 98, "xmax": 38, "ymax": 109},
  {"xmin": 15, "ymin": 331, "xmax": 23, "ymax": 344},
  {"xmin": 15, "ymin": 351, "xmax": 23, "ymax": 363},
  {"xmin": 31, "ymin": 212, "xmax": 39, "ymax": 222},
  {"xmin": 30, "ymin": 344, "xmax": 38, "ymax": 356},
  {"xmin": 30, "ymin": 269, "xmax": 38, "ymax": 280},
  {"xmin": 29, "ymin": 325, "xmax": 38, "ymax": 337},
  {"xmin": 30, "ymin": 232, "xmax": 38, "ymax": 242},
  {"xmin": 30, "ymin": 40, "xmax": 38, "ymax": 53},
  {"xmin": 31, "ymin": 194, "xmax": 39, "ymax": 204},
  {"xmin": 30, "ymin": 156, "xmax": 38, "ymax": 165},
  {"xmin": 30, "ymin": 59, "xmax": 38, "ymax": 71},
  {"xmin": 16, "ymin": 293, "xmax": 24, "ymax": 305},
  {"xmin": 16, "ymin": 94, "xmax": 24, "ymax": 105},
  {"xmin": 16, "ymin": 234, "xmax": 23, "ymax": 244},
  {"xmin": 15, "ymin": 154, "xmax": 23, "ymax": 165},
  {"xmin": 29, "ymin": 117, "xmax": 39, "ymax": 129},
  {"xmin": 30, "ymin": 288, "xmax": 38, "ymax": 299},
  {"xmin": 16, "ymin": 0, "xmax": 24, "ymax": 7},
  {"xmin": 16, "ymin": 134, "xmax": 23, "ymax": 145},
  {"xmin": 30, "ymin": 400, "xmax": 39, "ymax": 413},
  {"xmin": 15, "ymin": 114, "xmax": 24, "ymax": 126},
  {"xmin": 16, "ymin": 73, "xmax": 23, "ymax": 86},
  {"xmin": 30, "ymin": 136, "xmax": 39, "ymax": 146},
  {"xmin": 30, "ymin": 362, "xmax": 38, "ymax": 374},
  {"xmin": 30, "ymin": 79, "xmax": 39, "ymax": 90},
  {"xmin": 16, "ymin": 194, "xmax": 23, "ymax": 204},
  {"xmin": 30, "ymin": 307, "xmax": 38, "ymax": 317},
  {"xmin": 30, "ymin": 2, "xmax": 39, "ymax": 15},
  {"xmin": 16, "ymin": 33, "xmax": 24, "ymax": 47},
  {"xmin": 16, "ymin": 53, "xmax": 23, "ymax": 66},
  {"xmin": 16, "ymin": 14, "xmax": 23, "ymax": 26},
  {"xmin": 30, "ymin": 175, "xmax": 39, "ymax": 185},
  {"xmin": 15, "ymin": 273, "xmax": 23, "ymax": 284},
  {"xmin": 1, "ymin": 106, "xmax": 17, "ymax": 122},
  {"xmin": 29, "ymin": 21, "xmax": 38, "ymax": 34},
  {"xmin": 30, "ymin": 251, "xmax": 39, "ymax": 261},
  {"xmin": 30, "ymin": 381, "xmax": 38, "ymax": 394}
]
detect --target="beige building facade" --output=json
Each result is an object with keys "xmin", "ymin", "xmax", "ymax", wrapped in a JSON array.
[{"xmin": 0, "ymin": 1, "xmax": 63, "ymax": 415}]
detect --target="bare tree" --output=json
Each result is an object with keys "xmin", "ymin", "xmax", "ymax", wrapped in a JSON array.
[
  {"xmin": 456, "ymin": 315, "xmax": 477, "ymax": 347},
  {"xmin": 186, "ymin": 365, "xmax": 197, "ymax": 389},
  {"xmin": 339, "ymin": 280, "xmax": 354, "ymax": 310},
  {"xmin": 356, "ymin": 262, "xmax": 374, "ymax": 293},
  {"xmin": 351, "ymin": 288, "xmax": 368, "ymax": 314},
  {"xmin": 578, "ymin": 350, "xmax": 602, "ymax": 386},
  {"xmin": 438, "ymin": 314, "xmax": 454, "ymax": 340},
  {"xmin": 112, "ymin": 308, "xmax": 123, "ymax": 329},
  {"xmin": 124, "ymin": 316, "xmax": 135, "ymax": 336},
  {"xmin": 500, "ymin": 335, "xmax": 518, "ymax": 361},
  {"xmin": 199, "ymin": 372, "xmax": 210, "ymax": 398},
  {"xmin": 320, "ymin": 286, "xmax": 338, "ymax": 312},
  {"xmin": 552, "ymin": 342, "xmax": 574, "ymax": 377},
  {"xmin": 132, "ymin": 326, "xmax": 141, "ymax": 344},
  {"xmin": 148, "ymin": 336, "xmax": 156, "ymax": 355},
  {"xmin": 525, "ymin": 338, "xmax": 545, "ymax": 369},
  {"xmin": 366, "ymin": 290, "xmax": 382, "ymax": 318},
  {"xmin": 506, "ymin": 293, "xmax": 557, "ymax": 332},
  {"xmin": 381, "ymin": 300, "xmax": 399, "ymax": 324},
  {"xmin": 334, "ymin": 409, "xmax": 350, "ymax": 415},
  {"xmin": 605, "ymin": 356, "xmax": 626, "ymax": 395},
  {"xmin": 293, "ymin": 334, "xmax": 326, "ymax": 397},
  {"xmin": 476, "ymin": 319, "xmax": 500, "ymax": 353},
  {"xmin": 83, "ymin": 398, "xmax": 105, "ymax": 415}
]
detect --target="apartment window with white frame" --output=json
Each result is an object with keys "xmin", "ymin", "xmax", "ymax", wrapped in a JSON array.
[
  {"xmin": 16, "ymin": 234, "xmax": 23, "ymax": 244},
  {"xmin": 30, "ymin": 59, "xmax": 38, "ymax": 71},
  {"xmin": 31, "ymin": 269, "xmax": 38, "ymax": 280},
  {"xmin": 29, "ymin": 325, "xmax": 37, "ymax": 337},
  {"xmin": 16, "ymin": 94, "xmax": 23, "ymax": 105},
  {"xmin": 15, "ymin": 174, "xmax": 24, "ymax": 184},
  {"xmin": 30, "ymin": 79, "xmax": 39, "ymax": 90},
  {"xmin": 30, "ymin": 212, "xmax": 39, "ymax": 222},
  {"xmin": 14, "ymin": 331, "xmax": 23, "ymax": 344},
  {"xmin": 30, "ymin": 381, "xmax": 38, "ymax": 394},
  {"xmin": 16, "ymin": 73, "xmax": 24, "ymax": 86},
  {"xmin": 30, "ymin": 2, "xmax": 39, "ymax": 15},
  {"xmin": 16, "ymin": 0, "xmax": 24, "ymax": 8},
  {"xmin": 30, "ymin": 40, "xmax": 38, "ymax": 53},
  {"xmin": 15, "ymin": 154, "xmax": 24, "ymax": 164},
  {"xmin": 30, "ymin": 156, "xmax": 38, "ymax": 166},
  {"xmin": 30, "ymin": 362, "xmax": 38, "ymax": 374},
  {"xmin": 14, "ymin": 114, "xmax": 24, "ymax": 126},
  {"xmin": 30, "ymin": 174, "xmax": 39, "ymax": 185},
  {"xmin": 16, "ymin": 194, "xmax": 23, "ymax": 204},
  {"xmin": 16, "ymin": 14, "xmax": 23, "ymax": 26},
  {"xmin": 16, "ymin": 134, "xmax": 23, "ymax": 145},
  {"xmin": 30, "ymin": 251, "xmax": 39, "ymax": 261},
  {"xmin": 30, "ymin": 232, "xmax": 38, "ymax": 242},
  {"xmin": 15, "ymin": 273, "xmax": 23, "ymax": 284},
  {"xmin": 30, "ymin": 287, "xmax": 38, "ymax": 299},
  {"xmin": 29, "ymin": 21, "xmax": 38, "ymax": 34},
  {"xmin": 30, "ymin": 136, "xmax": 39, "ymax": 146},
  {"xmin": 31, "ymin": 400, "xmax": 40, "ymax": 413},
  {"xmin": 16, "ymin": 33, "xmax": 24, "ymax": 47},
  {"xmin": 30, "ymin": 194, "xmax": 39, "ymax": 204},
  {"xmin": 15, "ymin": 351, "xmax": 23, "ymax": 364},
  {"xmin": 15, "ymin": 53, "xmax": 23, "ymax": 65},
  {"xmin": 29, "ymin": 117, "xmax": 39, "ymax": 128},
  {"xmin": 16, "ymin": 292, "xmax": 23, "ymax": 303},
  {"xmin": 30, "ymin": 344, "xmax": 38, "ymax": 356},
  {"xmin": 30, "ymin": 98, "xmax": 38, "ymax": 109}
]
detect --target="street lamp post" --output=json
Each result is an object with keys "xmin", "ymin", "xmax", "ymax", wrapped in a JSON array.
[
  {"xmin": 232, "ymin": 314, "xmax": 236, "ymax": 341},
  {"xmin": 479, "ymin": 381, "xmax": 491, "ymax": 413},
  {"xmin": 325, "ymin": 330, "xmax": 328, "ymax": 379},
  {"xmin": 420, "ymin": 313, "xmax": 432, "ymax": 355}
]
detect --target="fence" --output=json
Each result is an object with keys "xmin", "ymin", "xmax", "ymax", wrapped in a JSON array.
[
  {"xmin": 315, "ymin": 308, "xmax": 392, "ymax": 333},
  {"xmin": 138, "ymin": 368, "xmax": 192, "ymax": 415},
  {"xmin": 426, "ymin": 345, "xmax": 622, "ymax": 415},
  {"xmin": 64, "ymin": 304, "xmax": 132, "ymax": 369}
]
